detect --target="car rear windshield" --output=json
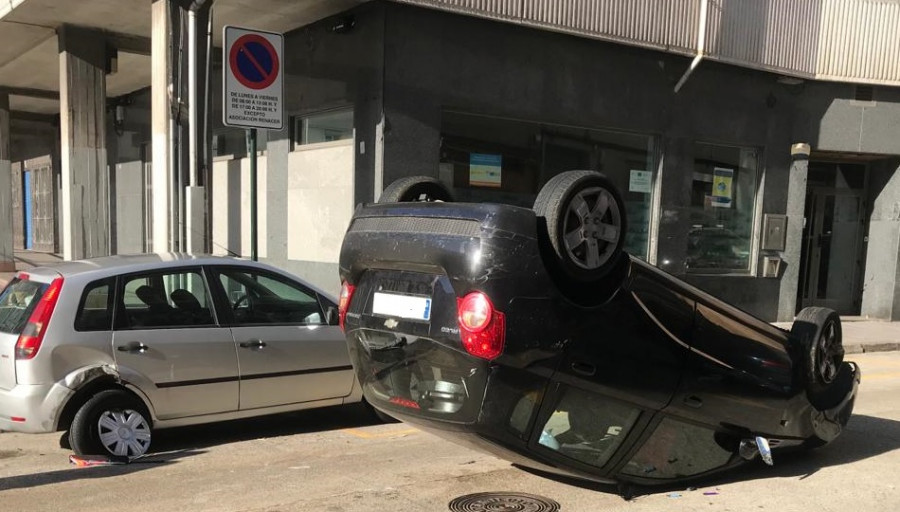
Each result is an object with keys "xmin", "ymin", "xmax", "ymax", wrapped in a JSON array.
[{"xmin": 0, "ymin": 278, "xmax": 48, "ymax": 335}]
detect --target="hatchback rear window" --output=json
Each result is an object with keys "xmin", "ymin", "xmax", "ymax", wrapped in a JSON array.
[{"xmin": 0, "ymin": 278, "xmax": 48, "ymax": 335}]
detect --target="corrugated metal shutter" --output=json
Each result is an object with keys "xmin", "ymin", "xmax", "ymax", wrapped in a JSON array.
[{"xmin": 395, "ymin": 0, "xmax": 900, "ymax": 85}]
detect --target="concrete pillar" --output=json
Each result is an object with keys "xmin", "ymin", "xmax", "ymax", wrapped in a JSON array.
[
  {"xmin": 777, "ymin": 143, "xmax": 810, "ymax": 321},
  {"xmin": 151, "ymin": 0, "xmax": 174, "ymax": 253},
  {"xmin": 266, "ymin": 127, "xmax": 289, "ymax": 262},
  {"xmin": 58, "ymin": 26, "xmax": 110, "ymax": 260},
  {"xmin": 0, "ymin": 93, "xmax": 13, "ymax": 271},
  {"xmin": 861, "ymin": 160, "xmax": 900, "ymax": 320}
]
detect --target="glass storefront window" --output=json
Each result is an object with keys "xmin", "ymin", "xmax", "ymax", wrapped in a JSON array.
[
  {"xmin": 440, "ymin": 111, "xmax": 657, "ymax": 260},
  {"xmin": 293, "ymin": 109, "xmax": 354, "ymax": 146},
  {"xmin": 687, "ymin": 143, "xmax": 760, "ymax": 273}
]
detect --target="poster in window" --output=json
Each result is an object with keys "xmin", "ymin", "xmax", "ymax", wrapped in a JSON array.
[
  {"xmin": 629, "ymin": 170, "xmax": 652, "ymax": 194},
  {"xmin": 710, "ymin": 167, "xmax": 734, "ymax": 208},
  {"xmin": 469, "ymin": 153, "xmax": 502, "ymax": 188}
]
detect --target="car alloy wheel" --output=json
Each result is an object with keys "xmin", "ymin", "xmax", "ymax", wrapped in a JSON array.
[{"xmin": 97, "ymin": 408, "xmax": 152, "ymax": 457}]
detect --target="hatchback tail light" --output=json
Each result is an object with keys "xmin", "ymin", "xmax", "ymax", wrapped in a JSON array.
[
  {"xmin": 338, "ymin": 281, "xmax": 356, "ymax": 331},
  {"xmin": 457, "ymin": 291, "xmax": 505, "ymax": 360},
  {"xmin": 16, "ymin": 277, "xmax": 64, "ymax": 360}
]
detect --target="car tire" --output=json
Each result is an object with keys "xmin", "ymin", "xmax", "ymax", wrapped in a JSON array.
[
  {"xmin": 69, "ymin": 389, "xmax": 152, "ymax": 457},
  {"xmin": 378, "ymin": 176, "xmax": 453, "ymax": 203},
  {"xmin": 534, "ymin": 170, "xmax": 627, "ymax": 282},
  {"xmin": 791, "ymin": 307, "xmax": 845, "ymax": 397}
]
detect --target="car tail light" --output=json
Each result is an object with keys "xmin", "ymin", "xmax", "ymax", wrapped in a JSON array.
[
  {"xmin": 338, "ymin": 281, "xmax": 356, "ymax": 331},
  {"xmin": 389, "ymin": 396, "xmax": 421, "ymax": 409},
  {"xmin": 15, "ymin": 277, "xmax": 63, "ymax": 360},
  {"xmin": 457, "ymin": 291, "xmax": 505, "ymax": 360}
]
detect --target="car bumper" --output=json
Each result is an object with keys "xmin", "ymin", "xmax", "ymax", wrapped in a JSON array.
[{"xmin": 0, "ymin": 382, "xmax": 73, "ymax": 433}]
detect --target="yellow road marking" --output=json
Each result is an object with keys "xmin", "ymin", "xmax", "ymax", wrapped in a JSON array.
[{"xmin": 342, "ymin": 427, "xmax": 420, "ymax": 439}]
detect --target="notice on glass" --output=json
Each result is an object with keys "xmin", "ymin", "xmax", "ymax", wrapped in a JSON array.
[
  {"xmin": 469, "ymin": 153, "xmax": 502, "ymax": 188},
  {"xmin": 629, "ymin": 170, "xmax": 652, "ymax": 194},
  {"xmin": 710, "ymin": 167, "xmax": 734, "ymax": 208}
]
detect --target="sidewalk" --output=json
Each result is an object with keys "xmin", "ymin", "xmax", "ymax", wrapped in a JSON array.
[
  {"xmin": 2, "ymin": 250, "xmax": 899, "ymax": 354},
  {"xmin": 0, "ymin": 250, "xmax": 65, "ymax": 289}
]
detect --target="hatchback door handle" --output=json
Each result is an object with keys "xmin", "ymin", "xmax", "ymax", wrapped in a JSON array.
[
  {"xmin": 570, "ymin": 361, "xmax": 596, "ymax": 377},
  {"xmin": 117, "ymin": 342, "xmax": 149, "ymax": 353},
  {"xmin": 239, "ymin": 339, "xmax": 267, "ymax": 349}
]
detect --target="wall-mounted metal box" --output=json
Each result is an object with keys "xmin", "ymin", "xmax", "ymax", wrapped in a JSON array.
[{"xmin": 762, "ymin": 214, "xmax": 787, "ymax": 251}]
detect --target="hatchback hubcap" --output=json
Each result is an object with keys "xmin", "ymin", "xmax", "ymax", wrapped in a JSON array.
[{"xmin": 98, "ymin": 409, "xmax": 151, "ymax": 457}]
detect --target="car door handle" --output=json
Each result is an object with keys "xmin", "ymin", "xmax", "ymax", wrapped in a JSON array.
[
  {"xmin": 117, "ymin": 342, "xmax": 149, "ymax": 354},
  {"xmin": 570, "ymin": 361, "xmax": 596, "ymax": 377},
  {"xmin": 683, "ymin": 395, "xmax": 703, "ymax": 408},
  {"xmin": 239, "ymin": 339, "xmax": 267, "ymax": 349}
]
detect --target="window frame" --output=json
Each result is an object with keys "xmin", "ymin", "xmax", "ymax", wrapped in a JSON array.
[
  {"xmin": 290, "ymin": 107, "xmax": 354, "ymax": 151},
  {"xmin": 205, "ymin": 265, "xmax": 331, "ymax": 328},
  {"xmin": 113, "ymin": 267, "xmax": 218, "ymax": 331},
  {"xmin": 74, "ymin": 277, "xmax": 116, "ymax": 332},
  {"xmin": 526, "ymin": 382, "xmax": 655, "ymax": 479}
]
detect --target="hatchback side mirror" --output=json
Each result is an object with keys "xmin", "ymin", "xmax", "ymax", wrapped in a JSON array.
[{"xmin": 325, "ymin": 305, "xmax": 339, "ymax": 326}]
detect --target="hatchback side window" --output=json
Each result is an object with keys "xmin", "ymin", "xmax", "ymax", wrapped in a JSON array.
[
  {"xmin": 537, "ymin": 387, "xmax": 641, "ymax": 469},
  {"xmin": 0, "ymin": 278, "xmax": 47, "ymax": 334},
  {"xmin": 119, "ymin": 271, "xmax": 215, "ymax": 329},
  {"xmin": 75, "ymin": 278, "xmax": 114, "ymax": 331},
  {"xmin": 620, "ymin": 417, "xmax": 736, "ymax": 480},
  {"xmin": 217, "ymin": 269, "xmax": 325, "ymax": 326}
]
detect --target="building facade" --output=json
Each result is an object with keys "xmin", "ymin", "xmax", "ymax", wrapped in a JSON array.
[{"xmin": 2, "ymin": 0, "xmax": 900, "ymax": 322}]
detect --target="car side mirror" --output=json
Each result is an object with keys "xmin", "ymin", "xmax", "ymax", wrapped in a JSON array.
[{"xmin": 325, "ymin": 305, "xmax": 339, "ymax": 326}]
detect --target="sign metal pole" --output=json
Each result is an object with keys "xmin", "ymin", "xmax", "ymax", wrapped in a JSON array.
[{"xmin": 249, "ymin": 128, "xmax": 258, "ymax": 261}]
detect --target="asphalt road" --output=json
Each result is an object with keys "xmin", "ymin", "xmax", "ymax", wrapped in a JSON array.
[{"xmin": 2, "ymin": 351, "xmax": 899, "ymax": 512}]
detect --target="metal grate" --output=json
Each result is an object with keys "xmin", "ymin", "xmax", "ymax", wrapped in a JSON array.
[
  {"xmin": 448, "ymin": 492, "xmax": 561, "ymax": 512},
  {"xmin": 350, "ymin": 216, "xmax": 482, "ymax": 237},
  {"xmin": 854, "ymin": 85, "xmax": 875, "ymax": 102}
]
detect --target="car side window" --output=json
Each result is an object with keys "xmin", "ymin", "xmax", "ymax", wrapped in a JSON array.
[
  {"xmin": 75, "ymin": 278, "xmax": 114, "ymax": 331},
  {"xmin": 119, "ymin": 270, "xmax": 215, "ymax": 329},
  {"xmin": 217, "ymin": 269, "xmax": 325, "ymax": 326},
  {"xmin": 537, "ymin": 387, "xmax": 641, "ymax": 469},
  {"xmin": 620, "ymin": 417, "xmax": 736, "ymax": 480}
]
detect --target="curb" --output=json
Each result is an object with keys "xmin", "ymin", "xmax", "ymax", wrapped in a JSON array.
[{"xmin": 844, "ymin": 342, "xmax": 900, "ymax": 355}]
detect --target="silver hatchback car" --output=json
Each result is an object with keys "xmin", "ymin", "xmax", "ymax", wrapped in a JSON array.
[{"xmin": 0, "ymin": 254, "xmax": 362, "ymax": 457}]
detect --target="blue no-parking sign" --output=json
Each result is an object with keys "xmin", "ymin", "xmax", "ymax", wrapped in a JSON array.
[{"xmin": 223, "ymin": 26, "xmax": 283, "ymax": 130}]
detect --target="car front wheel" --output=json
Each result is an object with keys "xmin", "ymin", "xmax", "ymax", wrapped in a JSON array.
[
  {"xmin": 791, "ymin": 307, "xmax": 845, "ymax": 397},
  {"xmin": 69, "ymin": 389, "xmax": 152, "ymax": 458}
]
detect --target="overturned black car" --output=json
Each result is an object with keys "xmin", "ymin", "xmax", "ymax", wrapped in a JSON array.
[{"xmin": 338, "ymin": 171, "xmax": 859, "ymax": 488}]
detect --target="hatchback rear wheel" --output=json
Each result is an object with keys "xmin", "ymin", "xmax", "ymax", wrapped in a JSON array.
[
  {"xmin": 69, "ymin": 389, "xmax": 152, "ymax": 457},
  {"xmin": 534, "ymin": 170, "xmax": 627, "ymax": 282}
]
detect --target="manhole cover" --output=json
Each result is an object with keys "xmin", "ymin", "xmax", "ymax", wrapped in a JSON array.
[{"xmin": 448, "ymin": 492, "xmax": 560, "ymax": 512}]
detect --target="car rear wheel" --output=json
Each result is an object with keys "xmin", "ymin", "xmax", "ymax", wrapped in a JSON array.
[
  {"xmin": 791, "ymin": 307, "xmax": 845, "ymax": 397},
  {"xmin": 69, "ymin": 389, "xmax": 152, "ymax": 457},
  {"xmin": 534, "ymin": 171, "xmax": 627, "ymax": 282},
  {"xmin": 378, "ymin": 176, "xmax": 454, "ymax": 203}
]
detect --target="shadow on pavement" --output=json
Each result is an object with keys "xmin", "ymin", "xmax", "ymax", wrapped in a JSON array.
[
  {"xmin": 0, "ymin": 449, "xmax": 204, "ymax": 492},
  {"xmin": 149, "ymin": 402, "xmax": 382, "ymax": 452},
  {"xmin": 514, "ymin": 414, "xmax": 900, "ymax": 500}
]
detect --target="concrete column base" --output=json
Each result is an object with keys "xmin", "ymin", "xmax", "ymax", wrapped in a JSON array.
[{"xmin": 0, "ymin": 261, "xmax": 15, "ymax": 272}]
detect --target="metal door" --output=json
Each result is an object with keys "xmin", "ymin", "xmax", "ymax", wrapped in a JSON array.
[
  {"xmin": 799, "ymin": 188, "xmax": 867, "ymax": 314},
  {"xmin": 31, "ymin": 165, "xmax": 56, "ymax": 253}
]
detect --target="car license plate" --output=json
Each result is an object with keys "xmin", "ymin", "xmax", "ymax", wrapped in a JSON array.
[{"xmin": 372, "ymin": 292, "xmax": 432, "ymax": 321}]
